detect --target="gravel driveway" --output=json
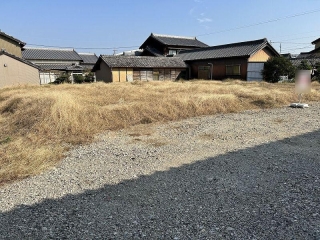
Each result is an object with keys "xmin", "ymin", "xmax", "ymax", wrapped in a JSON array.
[{"xmin": 1, "ymin": 103, "xmax": 320, "ymax": 239}]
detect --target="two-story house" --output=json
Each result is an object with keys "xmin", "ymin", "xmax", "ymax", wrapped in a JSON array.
[
  {"xmin": 140, "ymin": 33, "xmax": 208, "ymax": 57},
  {"xmin": 0, "ymin": 31, "xmax": 26, "ymax": 57},
  {"xmin": 0, "ymin": 31, "xmax": 40, "ymax": 88}
]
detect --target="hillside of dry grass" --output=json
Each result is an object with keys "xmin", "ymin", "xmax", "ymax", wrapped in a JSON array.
[{"xmin": 0, "ymin": 80, "xmax": 320, "ymax": 185}]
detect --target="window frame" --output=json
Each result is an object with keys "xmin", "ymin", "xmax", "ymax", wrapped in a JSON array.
[
  {"xmin": 226, "ymin": 64, "xmax": 241, "ymax": 76},
  {"xmin": 168, "ymin": 49, "xmax": 178, "ymax": 55}
]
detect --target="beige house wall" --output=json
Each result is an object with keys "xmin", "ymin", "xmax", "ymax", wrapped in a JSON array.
[
  {"xmin": 0, "ymin": 55, "xmax": 40, "ymax": 88},
  {"xmin": 248, "ymin": 48, "xmax": 273, "ymax": 62},
  {"xmin": 112, "ymin": 68, "xmax": 120, "ymax": 82},
  {"xmin": 0, "ymin": 36, "xmax": 22, "ymax": 58}
]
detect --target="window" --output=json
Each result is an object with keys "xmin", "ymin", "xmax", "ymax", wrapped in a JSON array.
[
  {"xmin": 168, "ymin": 49, "xmax": 178, "ymax": 55},
  {"xmin": 226, "ymin": 65, "xmax": 240, "ymax": 75}
]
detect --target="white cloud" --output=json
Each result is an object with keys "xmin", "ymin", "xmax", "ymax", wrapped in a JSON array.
[{"xmin": 197, "ymin": 18, "xmax": 212, "ymax": 23}]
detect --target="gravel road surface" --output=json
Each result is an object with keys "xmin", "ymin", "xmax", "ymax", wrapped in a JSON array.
[{"xmin": 0, "ymin": 103, "xmax": 320, "ymax": 239}]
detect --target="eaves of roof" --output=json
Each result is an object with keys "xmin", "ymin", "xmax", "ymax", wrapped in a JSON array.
[
  {"xmin": 0, "ymin": 31, "xmax": 26, "ymax": 47},
  {"xmin": 143, "ymin": 46, "xmax": 163, "ymax": 57},
  {"xmin": 311, "ymin": 37, "xmax": 320, "ymax": 45}
]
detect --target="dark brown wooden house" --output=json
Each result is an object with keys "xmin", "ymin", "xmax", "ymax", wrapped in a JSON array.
[
  {"xmin": 140, "ymin": 33, "xmax": 208, "ymax": 57},
  {"xmin": 177, "ymin": 38, "xmax": 279, "ymax": 81},
  {"xmin": 92, "ymin": 56, "xmax": 187, "ymax": 82}
]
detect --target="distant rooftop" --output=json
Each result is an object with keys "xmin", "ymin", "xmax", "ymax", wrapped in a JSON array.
[
  {"xmin": 152, "ymin": 33, "xmax": 196, "ymax": 40},
  {"xmin": 22, "ymin": 47, "xmax": 82, "ymax": 61},
  {"xmin": 78, "ymin": 53, "xmax": 98, "ymax": 64},
  {"xmin": 114, "ymin": 49, "xmax": 143, "ymax": 56},
  {"xmin": 140, "ymin": 33, "xmax": 208, "ymax": 49}
]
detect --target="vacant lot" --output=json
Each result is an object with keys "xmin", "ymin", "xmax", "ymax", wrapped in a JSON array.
[
  {"xmin": 0, "ymin": 80, "xmax": 320, "ymax": 184},
  {"xmin": 0, "ymin": 102, "xmax": 319, "ymax": 239}
]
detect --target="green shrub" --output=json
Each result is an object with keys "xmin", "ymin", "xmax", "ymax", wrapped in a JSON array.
[
  {"xmin": 53, "ymin": 73, "xmax": 70, "ymax": 84},
  {"xmin": 73, "ymin": 74, "xmax": 85, "ymax": 84},
  {"xmin": 84, "ymin": 72, "xmax": 95, "ymax": 83},
  {"xmin": 297, "ymin": 60, "xmax": 312, "ymax": 70},
  {"xmin": 262, "ymin": 57, "xmax": 295, "ymax": 83}
]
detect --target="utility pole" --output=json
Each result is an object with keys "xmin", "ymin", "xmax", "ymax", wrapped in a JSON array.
[
  {"xmin": 280, "ymin": 43, "xmax": 282, "ymax": 54},
  {"xmin": 113, "ymin": 49, "xmax": 117, "ymax": 55}
]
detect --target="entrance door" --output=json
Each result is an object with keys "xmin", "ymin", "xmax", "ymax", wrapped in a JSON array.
[
  {"xmin": 247, "ymin": 62, "xmax": 264, "ymax": 81},
  {"xmin": 198, "ymin": 66, "xmax": 210, "ymax": 79}
]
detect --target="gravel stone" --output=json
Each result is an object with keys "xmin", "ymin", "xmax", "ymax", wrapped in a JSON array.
[{"xmin": 0, "ymin": 103, "xmax": 320, "ymax": 239}]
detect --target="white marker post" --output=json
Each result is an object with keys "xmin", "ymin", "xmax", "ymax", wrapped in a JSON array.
[{"xmin": 290, "ymin": 70, "xmax": 311, "ymax": 108}]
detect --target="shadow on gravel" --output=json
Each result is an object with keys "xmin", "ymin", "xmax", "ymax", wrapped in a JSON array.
[{"xmin": 1, "ymin": 130, "xmax": 320, "ymax": 239}]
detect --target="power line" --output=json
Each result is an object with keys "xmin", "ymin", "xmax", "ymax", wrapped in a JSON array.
[
  {"xmin": 25, "ymin": 8, "xmax": 320, "ymax": 50},
  {"xmin": 271, "ymin": 42, "xmax": 311, "ymax": 45},
  {"xmin": 274, "ymin": 35, "xmax": 319, "ymax": 42},
  {"xmin": 274, "ymin": 30, "xmax": 320, "ymax": 38},
  {"xmin": 26, "ymin": 44, "xmax": 140, "ymax": 50},
  {"xmin": 197, "ymin": 9, "xmax": 320, "ymax": 37},
  {"xmin": 280, "ymin": 46, "xmax": 313, "ymax": 51}
]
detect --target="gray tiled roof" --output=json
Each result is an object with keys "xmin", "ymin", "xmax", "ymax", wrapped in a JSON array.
[
  {"xmin": 290, "ymin": 58, "xmax": 320, "ymax": 67},
  {"xmin": 97, "ymin": 56, "xmax": 187, "ymax": 69},
  {"xmin": 78, "ymin": 53, "xmax": 98, "ymax": 64},
  {"xmin": 0, "ymin": 50, "xmax": 39, "ymax": 69},
  {"xmin": 297, "ymin": 48, "xmax": 320, "ymax": 59},
  {"xmin": 0, "ymin": 31, "xmax": 26, "ymax": 47},
  {"xmin": 177, "ymin": 38, "xmax": 279, "ymax": 61},
  {"xmin": 22, "ymin": 48, "xmax": 82, "ymax": 61},
  {"xmin": 36, "ymin": 63, "xmax": 84, "ymax": 71},
  {"xmin": 140, "ymin": 33, "xmax": 208, "ymax": 49}
]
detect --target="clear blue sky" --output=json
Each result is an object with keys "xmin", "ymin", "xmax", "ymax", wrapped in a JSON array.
[{"xmin": 1, "ymin": 0, "xmax": 319, "ymax": 56}]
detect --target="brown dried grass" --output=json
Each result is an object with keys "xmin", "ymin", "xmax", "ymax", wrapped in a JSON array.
[{"xmin": 0, "ymin": 80, "xmax": 319, "ymax": 185}]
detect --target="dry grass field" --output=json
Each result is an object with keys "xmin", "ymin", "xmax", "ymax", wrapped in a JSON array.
[{"xmin": 1, "ymin": 80, "xmax": 320, "ymax": 185}]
